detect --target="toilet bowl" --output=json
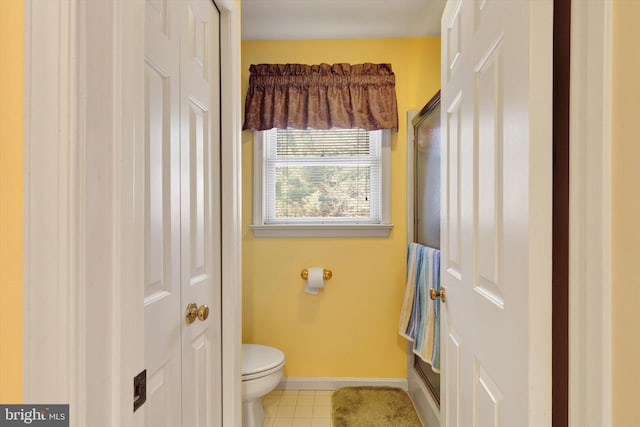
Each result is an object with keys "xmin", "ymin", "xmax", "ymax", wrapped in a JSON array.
[{"xmin": 242, "ymin": 344, "xmax": 285, "ymax": 427}]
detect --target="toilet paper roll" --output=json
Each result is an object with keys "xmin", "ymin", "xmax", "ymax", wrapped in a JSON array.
[{"xmin": 304, "ymin": 267, "xmax": 325, "ymax": 295}]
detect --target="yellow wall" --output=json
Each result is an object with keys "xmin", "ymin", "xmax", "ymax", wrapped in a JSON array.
[
  {"xmin": 0, "ymin": 0, "xmax": 633, "ymax": 414},
  {"xmin": 0, "ymin": 0, "xmax": 23, "ymax": 402},
  {"xmin": 241, "ymin": 38, "xmax": 440, "ymax": 378},
  {"xmin": 611, "ymin": 1, "xmax": 640, "ymax": 425}
]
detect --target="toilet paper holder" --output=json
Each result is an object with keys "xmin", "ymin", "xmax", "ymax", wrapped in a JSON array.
[{"xmin": 301, "ymin": 268, "xmax": 332, "ymax": 281}]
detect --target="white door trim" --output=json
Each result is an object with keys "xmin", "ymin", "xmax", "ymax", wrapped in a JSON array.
[
  {"xmin": 569, "ymin": 1, "xmax": 612, "ymax": 426},
  {"xmin": 23, "ymin": 1, "xmax": 242, "ymax": 426},
  {"xmin": 24, "ymin": 1, "xmax": 148, "ymax": 425},
  {"xmin": 23, "ymin": 0, "xmax": 82, "ymax": 412},
  {"xmin": 216, "ymin": 1, "xmax": 243, "ymax": 425}
]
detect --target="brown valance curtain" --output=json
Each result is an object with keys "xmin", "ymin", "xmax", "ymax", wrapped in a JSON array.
[{"xmin": 242, "ymin": 63, "xmax": 398, "ymax": 131}]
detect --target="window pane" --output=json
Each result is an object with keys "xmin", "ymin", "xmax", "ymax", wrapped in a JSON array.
[
  {"xmin": 275, "ymin": 165, "xmax": 371, "ymax": 218},
  {"xmin": 264, "ymin": 128, "xmax": 382, "ymax": 223}
]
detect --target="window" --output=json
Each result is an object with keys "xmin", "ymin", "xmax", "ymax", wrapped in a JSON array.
[{"xmin": 251, "ymin": 128, "xmax": 393, "ymax": 238}]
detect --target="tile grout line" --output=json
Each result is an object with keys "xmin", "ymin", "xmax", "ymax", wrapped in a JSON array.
[{"xmin": 262, "ymin": 389, "xmax": 334, "ymax": 427}]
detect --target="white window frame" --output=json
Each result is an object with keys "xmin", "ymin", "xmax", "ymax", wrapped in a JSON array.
[{"xmin": 251, "ymin": 128, "xmax": 393, "ymax": 238}]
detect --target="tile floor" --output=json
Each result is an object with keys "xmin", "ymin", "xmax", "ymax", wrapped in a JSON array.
[{"xmin": 262, "ymin": 389, "xmax": 334, "ymax": 427}]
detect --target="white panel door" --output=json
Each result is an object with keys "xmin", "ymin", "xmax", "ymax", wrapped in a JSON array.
[
  {"xmin": 144, "ymin": 1, "xmax": 182, "ymax": 425},
  {"xmin": 180, "ymin": 1, "xmax": 221, "ymax": 426},
  {"xmin": 144, "ymin": 1, "xmax": 221, "ymax": 426},
  {"xmin": 440, "ymin": 0, "xmax": 552, "ymax": 426}
]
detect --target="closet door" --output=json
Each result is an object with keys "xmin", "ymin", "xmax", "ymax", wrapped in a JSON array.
[
  {"xmin": 180, "ymin": 1, "xmax": 222, "ymax": 426},
  {"xmin": 144, "ymin": 1, "xmax": 222, "ymax": 426},
  {"xmin": 144, "ymin": 1, "xmax": 182, "ymax": 425}
]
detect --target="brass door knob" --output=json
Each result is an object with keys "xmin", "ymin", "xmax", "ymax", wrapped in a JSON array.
[
  {"xmin": 197, "ymin": 304, "xmax": 209, "ymax": 321},
  {"xmin": 429, "ymin": 288, "xmax": 446, "ymax": 303},
  {"xmin": 186, "ymin": 303, "xmax": 198, "ymax": 324}
]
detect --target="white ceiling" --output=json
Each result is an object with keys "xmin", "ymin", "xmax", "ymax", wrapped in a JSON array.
[{"xmin": 241, "ymin": 0, "xmax": 446, "ymax": 40}]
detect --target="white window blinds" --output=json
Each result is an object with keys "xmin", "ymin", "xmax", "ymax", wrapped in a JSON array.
[{"xmin": 263, "ymin": 128, "xmax": 382, "ymax": 223}]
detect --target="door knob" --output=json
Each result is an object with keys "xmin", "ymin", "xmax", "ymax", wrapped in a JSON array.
[
  {"xmin": 186, "ymin": 303, "xmax": 198, "ymax": 324},
  {"xmin": 197, "ymin": 304, "xmax": 209, "ymax": 321},
  {"xmin": 429, "ymin": 288, "xmax": 446, "ymax": 303},
  {"xmin": 186, "ymin": 303, "xmax": 209, "ymax": 324}
]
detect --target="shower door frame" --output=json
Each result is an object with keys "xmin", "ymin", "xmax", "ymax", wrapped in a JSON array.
[
  {"xmin": 405, "ymin": 103, "xmax": 442, "ymax": 427},
  {"xmin": 408, "ymin": 90, "xmax": 442, "ymax": 407}
]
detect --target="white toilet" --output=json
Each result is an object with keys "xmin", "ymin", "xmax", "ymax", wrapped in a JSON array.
[{"xmin": 242, "ymin": 344, "xmax": 285, "ymax": 427}]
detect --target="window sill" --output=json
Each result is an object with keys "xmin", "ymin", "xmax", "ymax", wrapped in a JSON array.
[{"xmin": 250, "ymin": 223, "xmax": 394, "ymax": 238}]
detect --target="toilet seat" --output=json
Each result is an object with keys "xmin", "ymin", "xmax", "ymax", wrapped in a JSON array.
[{"xmin": 242, "ymin": 344, "xmax": 285, "ymax": 381}]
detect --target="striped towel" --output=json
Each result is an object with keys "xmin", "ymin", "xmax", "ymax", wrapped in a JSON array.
[
  {"xmin": 398, "ymin": 243, "xmax": 441, "ymax": 373},
  {"xmin": 398, "ymin": 243, "xmax": 420, "ymax": 340}
]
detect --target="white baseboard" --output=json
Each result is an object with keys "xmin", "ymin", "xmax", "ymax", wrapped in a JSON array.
[
  {"xmin": 407, "ymin": 366, "xmax": 440, "ymax": 427},
  {"xmin": 277, "ymin": 377, "xmax": 409, "ymax": 391}
]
